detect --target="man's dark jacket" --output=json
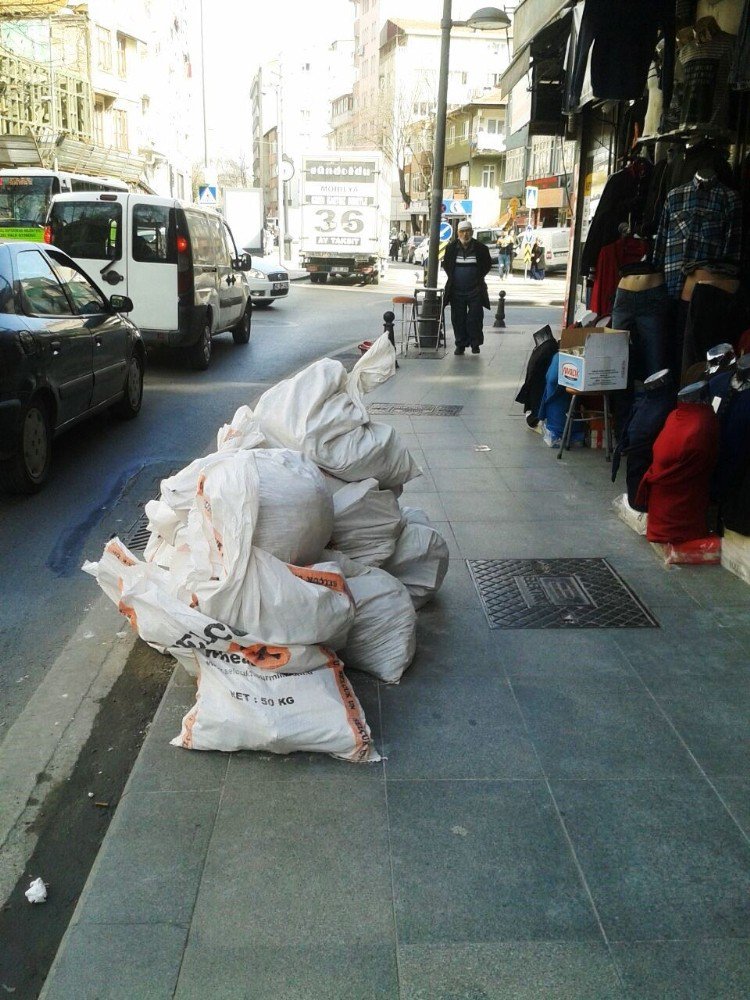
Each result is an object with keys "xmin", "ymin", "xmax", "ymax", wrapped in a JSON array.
[{"xmin": 442, "ymin": 238, "xmax": 493, "ymax": 310}]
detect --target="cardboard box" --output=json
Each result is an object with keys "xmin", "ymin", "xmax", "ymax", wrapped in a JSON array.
[{"xmin": 558, "ymin": 327, "xmax": 629, "ymax": 392}]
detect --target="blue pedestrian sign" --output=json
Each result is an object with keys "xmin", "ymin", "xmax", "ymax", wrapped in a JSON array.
[{"xmin": 198, "ymin": 184, "xmax": 217, "ymax": 206}]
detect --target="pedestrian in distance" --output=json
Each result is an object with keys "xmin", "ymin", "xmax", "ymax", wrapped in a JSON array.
[
  {"xmin": 442, "ymin": 220, "xmax": 492, "ymax": 355},
  {"xmin": 530, "ymin": 237, "xmax": 546, "ymax": 280},
  {"xmin": 497, "ymin": 229, "xmax": 515, "ymax": 279},
  {"xmin": 389, "ymin": 230, "xmax": 400, "ymax": 262}
]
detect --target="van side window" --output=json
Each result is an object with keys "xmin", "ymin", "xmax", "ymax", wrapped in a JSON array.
[
  {"xmin": 206, "ymin": 216, "xmax": 230, "ymax": 266},
  {"xmin": 132, "ymin": 204, "xmax": 175, "ymax": 263},
  {"xmin": 48, "ymin": 201, "xmax": 122, "ymax": 261},
  {"xmin": 184, "ymin": 210, "xmax": 212, "ymax": 266}
]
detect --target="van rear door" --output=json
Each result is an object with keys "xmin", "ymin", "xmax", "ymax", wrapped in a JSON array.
[
  {"xmin": 127, "ymin": 200, "xmax": 178, "ymax": 334},
  {"xmin": 48, "ymin": 192, "xmax": 126, "ymax": 291}
]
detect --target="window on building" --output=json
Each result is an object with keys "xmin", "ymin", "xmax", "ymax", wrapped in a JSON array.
[
  {"xmin": 141, "ymin": 95, "xmax": 150, "ymax": 117},
  {"xmin": 447, "ymin": 124, "xmax": 455, "ymax": 144},
  {"xmin": 117, "ymin": 33, "xmax": 127, "ymax": 78},
  {"xmin": 461, "ymin": 120, "xmax": 469, "ymax": 140},
  {"xmin": 504, "ymin": 147, "xmax": 525, "ymax": 183},
  {"xmin": 481, "ymin": 164, "xmax": 496, "ymax": 188},
  {"xmin": 485, "ymin": 118, "xmax": 502, "ymax": 134},
  {"xmin": 93, "ymin": 101, "xmax": 105, "ymax": 144},
  {"xmin": 113, "ymin": 109, "xmax": 128, "ymax": 151},
  {"xmin": 530, "ymin": 137, "xmax": 554, "ymax": 179},
  {"xmin": 97, "ymin": 26, "xmax": 111, "ymax": 71}
]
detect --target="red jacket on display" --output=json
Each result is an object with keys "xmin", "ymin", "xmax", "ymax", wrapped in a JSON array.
[
  {"xmin": 590, "ymin": 236, "xmax": 650, "ymax": 315},
  {"xmin": 636, "ymin": 402, "xmax": 719, "ymax": 543}
]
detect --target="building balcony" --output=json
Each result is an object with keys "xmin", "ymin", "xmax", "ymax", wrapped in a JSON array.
[{"xmin": 472, "ymin": 130, "xmax": 506, "ymax": 154}]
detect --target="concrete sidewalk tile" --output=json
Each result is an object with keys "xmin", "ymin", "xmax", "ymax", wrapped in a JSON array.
[
  {"xmin": 598, "ymin": 565, "xmax": 698, "ymax": 609},
  {"xmin": 498, "ymin": 631, "xmax": 635, "ymax": 681},
  {"xmin": 388, "ymin": 780, "xmax": 601, "ymax": 944},
  {"xmin": 612, "ymin": 940, "xmax": 750, "ymax": 1000},
  {"xmin": 74, "ymin": 787, "xmax": 222, "ymax": 927},
  {"xmin": 398, "ymin": 941, "xmax": 624, "ymax": 1000},
  {"xmin": 430, "ymin": 466, "xmax": 511, "ymax": 493},
  {"xmin": 196, "ymin": 779, "xmax": 393, "ymax": 945},
  {"xmin": 380, "ymin": 673, "xmax": 542, "ymax": 780},
  {"xmin": 676, "ymin": 565, "xmax": 750, "ymax": 608},
  {"xmin": 42, "ymin": 922, "xmax": 187, "ymax": 1000},
  {"xmin": 403, "ymin": 469, "xmax": 437, "ymax": 493},
  {"xmin": 422, "ymin": 447, "xmax": 498, "ymax": 470},
  {"xmin": 440, "ymin": 492, "xmax": 525, "ymax": 523},
  {"xmin": 397, "ymin": 490, "xmax": 447, "ymax": 521},
  {"xmin": 449, "ymin": 519, "xmax": 627, "ymax": 559},
  {"xmin": 499, "ymin": 466, "xmax": 580, "ymax": 493},
  {"xmin": 645, "ymin": 675, "xmax": 750, "ymax": 777},
  {"xmin": 551, "ymin": 779, "xmax": 750, "ymax": 941},
  {"xmin": 174, "ymin": 940, "xmax": 399, "ymax": 1000},
  {"xmin": 512, "ymin": 675, "xmax": 699, "ymax": 779},
  {"xmin": 712, "ymin": 778, "xmax": 750, "ymax": 836}
]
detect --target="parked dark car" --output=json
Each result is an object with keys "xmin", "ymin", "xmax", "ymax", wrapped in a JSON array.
[
  {"xmin": 0, "ymin": 240, "xmax": 144, "ymax": 494},
  {"xmin": 400, "ymin": 234, "xmax": 426, "ymax": 263}
]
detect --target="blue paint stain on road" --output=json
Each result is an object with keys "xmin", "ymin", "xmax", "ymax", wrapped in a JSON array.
[{"xmin": 46, "ymin": 464, "xmax": 144, "ymax": 577}]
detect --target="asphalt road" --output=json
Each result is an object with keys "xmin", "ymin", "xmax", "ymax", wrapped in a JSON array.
[{"xmin": 0, "ymin": 280, "xmax": 394, "ymax": 734}]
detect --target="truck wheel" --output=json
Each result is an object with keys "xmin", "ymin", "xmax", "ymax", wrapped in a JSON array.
[
  {"xmin": 232, "ymin": 306, "xmax": 252, "ymax": 344},
  {"xmin": 188, "ymin": 319, "xmax": 212, "ymax": 371},
  {"xmin": 317, "ymin": 273, "xmax": 328, "ymax": 285},
  {"xmin": 0, "ymin": 396, "xmax": 52, "ymax": 494}
]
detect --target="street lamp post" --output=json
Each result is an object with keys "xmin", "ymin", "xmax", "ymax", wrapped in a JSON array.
[{"xmin": 422, "ymin": 5, "xmax": 511, "ymax": 345}]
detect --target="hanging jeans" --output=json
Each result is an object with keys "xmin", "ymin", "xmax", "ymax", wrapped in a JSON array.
[
  {"xmin": 450, "ymin": 290, "xmax": 484, "ymax": 349},
  {"xmin": 611, "ymin": 283, "xmax": 669, "ymax": 382}
]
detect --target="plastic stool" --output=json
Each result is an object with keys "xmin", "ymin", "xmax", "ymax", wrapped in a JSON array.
[{"xmin": 392, "ymin": 295, "xmax": 417, "ymax": 355}]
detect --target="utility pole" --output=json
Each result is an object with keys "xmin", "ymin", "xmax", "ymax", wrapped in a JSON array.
[
  {"xmin": 275, "ymin": 65, "xmax": 286, "ymax": 266},
  {"xmin": 199, "ymin": 0, "xmax": 208, "ymax": 168}
]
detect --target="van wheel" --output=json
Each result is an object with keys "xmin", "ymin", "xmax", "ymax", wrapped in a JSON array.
[
  {"xmin": 114, "ymin": 353, "xmax": 144, "ymax": 419},
  {"xmin": 0, "ymin": 397, "xmax": 52, "ymax": 494},
  {"xmin": 188, "ymin": 320, "xmax": 212, "ymax": 370},
  {"xmin": 232, "ymin": 307, "xmax": 252, "ymax": 345}
]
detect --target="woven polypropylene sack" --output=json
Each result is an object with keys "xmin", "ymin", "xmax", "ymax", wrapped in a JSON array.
[
  {"xmin": 383, "ymin": 508, "xmax": 449, "ymax": 608},
  {"xmin": 329, "ymin": 478, "xmax": 403, "ymax": 566}
]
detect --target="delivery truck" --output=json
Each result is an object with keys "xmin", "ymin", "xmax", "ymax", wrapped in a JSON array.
[{"xmin": 299, "ymin": 152, "xmax": 388, "ymax": 285}]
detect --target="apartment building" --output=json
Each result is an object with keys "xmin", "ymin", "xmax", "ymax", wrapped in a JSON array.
[{"xmin": 443, "ymin": 91, "xmax": 507, "ymax": 229}]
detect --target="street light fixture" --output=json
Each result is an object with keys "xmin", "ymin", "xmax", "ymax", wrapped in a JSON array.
[{"xmin": 422, "ymin": 3, "xmax": 510, "ymax": 346}]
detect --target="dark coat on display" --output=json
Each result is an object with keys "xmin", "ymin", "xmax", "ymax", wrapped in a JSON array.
[
  {"xmin": 515, "ymin": 329, "xmax": 559, "ymax": 423},
  {"xmin": 611, "ymin": 383, "xmax": 676, "ymax": 510},
  {"xmin": 442, "ymin": 238, "xmax": 493, "ymax": 310},
  {"xmin": 636, "ymin": 402, "xmax": 719, "ymax": 543},
  {"xmin": 579, "ymin": 160, "xmax": 653, "ymax": 275}
]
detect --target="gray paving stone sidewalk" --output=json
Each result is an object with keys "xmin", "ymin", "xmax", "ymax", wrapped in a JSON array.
[{"xmin": 41, "ymin": 316, "xmax": 750, "ymax": 1000}]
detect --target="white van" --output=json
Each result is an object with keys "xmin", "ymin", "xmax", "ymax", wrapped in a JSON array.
[
  {"xmin": 47, "ymin": 193, "xmax": 253, "ymax": 369},
  {"xmin": 513, "ymin": 227, "xmax": 571, "ymax": 273}
]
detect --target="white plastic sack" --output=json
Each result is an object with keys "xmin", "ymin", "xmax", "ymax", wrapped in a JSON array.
[
  {"xmin": 348, "ymin": 332, "xmax": 396, "ymax": 400},
  {"xmin": 83, "ymin": 541, "xmax": 377, "ymax": 762},
  {"xmin": 612, "ymin": 492, "xmax": 648, "ymax": 536},
  {"xmin": 323, "ymin": 549, "xmax": 417, "ymax": 683},
  {"xmin": 252, "ymin": 355, "xmax": 420, "ymax": 488},
  {"xmin": 383, "ymin": 508, "xmax": 450, "ymax": 608},
  {"xmin": 216, "ymin": 405, "xmax": 267, "ymax": 452},
  {"xmin": 172, "ymin": 453, "xmax": 351, "ymax": 647},
  {"xmin": 330, "ymin": 478, "xmax": 403, "ymax": 566},
  {"xmin": 149, "ymin": 450, "xmax": 333, "ymax": 568}
]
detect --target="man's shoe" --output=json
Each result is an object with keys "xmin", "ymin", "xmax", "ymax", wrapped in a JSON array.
[
  {"xmin": 454, "ymin": 347, "xmax": 465, "ymax": 355},
  {"xmin": 471, "ymin": 346, "xmax": 480, "ymax": 354}
]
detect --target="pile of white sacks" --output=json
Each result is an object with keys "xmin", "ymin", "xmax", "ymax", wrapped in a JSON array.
[{"xmin": 84, "ymin": 335, "xmax": 448, "ymax": 763}]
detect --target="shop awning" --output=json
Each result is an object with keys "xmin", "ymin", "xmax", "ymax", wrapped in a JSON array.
[{"xmin": 498, "ymin": 45, "xmax": 531, "ymax": 99}]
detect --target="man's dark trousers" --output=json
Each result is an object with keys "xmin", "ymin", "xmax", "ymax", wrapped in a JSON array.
[{"xmin": 450, "ymin": 290, "xmax": 484, "ymax": 349}]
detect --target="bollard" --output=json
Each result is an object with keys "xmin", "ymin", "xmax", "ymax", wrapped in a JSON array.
[
  {"xmin": 493, "ymin": 290, "xmax": 507, "ymax": 328},
  {"xmin": 383, "ymin": 310, "xmax": 399, "ymax": 368}
]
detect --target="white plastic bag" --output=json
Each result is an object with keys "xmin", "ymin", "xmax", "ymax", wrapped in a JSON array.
[
  {"xmin": 253, "ymin": 355, "xmax": 420, "ymax": 488},
  {"xmin": 383, "ymin": 508, "xmax": 450, "ymax": 608},
  {"xmin": 216, "ymin": 405, "xmax": 267, "ymax": 452},
  {"xmin": 149, "ymin": 450, "xmax": 333, "ymax": 568},
  {"xmin": 330, "ymin": 478, "xmax": 403, "ymax": 566},
  {"xmin": 348, "ymin": 333, "xmax": 396, "ymax": 401},
  {"xmin": 83, "ymin": 541, "xmax": 377, "ymax": 762}
]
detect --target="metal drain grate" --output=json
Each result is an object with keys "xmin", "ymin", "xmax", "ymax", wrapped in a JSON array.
[
  {"xmin": 124, "ymin": 512, "xmax": 151, "ymax": 552},
  {"xmin": 467, "ymin": 558, "xmax": 659, "ymax": 629},
  {"xmin": 369, "ymin": 403, "xmax": 463, "ymax": 416}
]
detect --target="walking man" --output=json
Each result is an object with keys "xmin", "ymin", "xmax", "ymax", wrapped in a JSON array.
[{"xmin": 442, "ymin": 220, "xmax": 492, "ymax": 355}]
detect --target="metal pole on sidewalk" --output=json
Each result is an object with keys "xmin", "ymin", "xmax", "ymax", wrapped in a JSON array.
[
  {"xmin": 275, "ymin": 67, "xmax": 286, "ymax": 267},
  {"xmin": 493, "ymin": 290, "xmax": 506, "ymax": 328}
]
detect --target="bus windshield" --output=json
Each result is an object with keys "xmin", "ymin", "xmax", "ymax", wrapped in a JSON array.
[{"xmin": 0, "ymin": 174, "xmax": 57, "ymax": 231}]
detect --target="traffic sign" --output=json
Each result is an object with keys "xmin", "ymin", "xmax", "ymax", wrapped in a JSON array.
[
  {"xmin": 439, "ymin": 220, "xmax": 453, "ymax": 242},
  {"xmin": 198, "ymin": 184, "xmax": 217, "ymax": 206},
  {"xmin": 524, "ymin": 186, "xmax": 539, "ymax": 209}
]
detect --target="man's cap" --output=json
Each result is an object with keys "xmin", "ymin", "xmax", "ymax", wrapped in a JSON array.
[{"xmin": 457, "ymin": 220, "xmax": 472, "ymax": 231}]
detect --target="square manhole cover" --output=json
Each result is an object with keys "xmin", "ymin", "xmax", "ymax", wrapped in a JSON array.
[
  {"xmin": 368, "ymin": 403, "xmax": 463, "ymax": 416},
  {"xmin": 467, "ymin": 558, "xmax": 659, "ymax": 629}
]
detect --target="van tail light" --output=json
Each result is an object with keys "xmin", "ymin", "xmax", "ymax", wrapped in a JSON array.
[
  {"xmin": 176, "ymin": 235, "xmax": 188, "ymax": 254},
  {"xmin": 43, "ymin": 226, "xmax": 52, "ymax": 244},
  {"xmin": 175, "ymin": 223, "xmax": 193, "ymax": 297}
]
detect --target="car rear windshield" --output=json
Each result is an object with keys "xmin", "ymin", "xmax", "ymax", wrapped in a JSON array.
[{"xmin": 48, "ymin": 201, "xmax": 122, "ymax": 260}]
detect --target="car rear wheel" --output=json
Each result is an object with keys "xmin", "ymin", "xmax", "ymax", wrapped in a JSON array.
[
  {"xmin": 0, "ymin": 397, "xmax": 52, "ymax": 494},
  {"xmin": 188, "ymin": 319, "xmax": 212, "ymax": 370},
  {"xmin": 232, "ymin": 306, "xmax": 252, "ymax": 344},
  {"xmin": 114, "ymin": 353, "xmax": 144, "ymax": 419}
]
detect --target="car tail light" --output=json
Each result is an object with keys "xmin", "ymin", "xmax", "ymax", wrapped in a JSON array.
[{"xmin": 43, "ymin": 226, "xmax": 52, "ymax": 244}]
